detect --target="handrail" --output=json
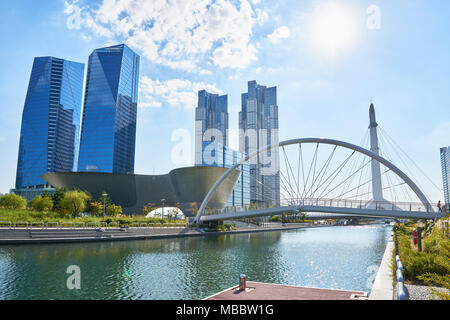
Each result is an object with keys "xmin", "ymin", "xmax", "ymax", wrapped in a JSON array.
[
  {"xmin": 86, "ymin": 222, "xmax": 98, "ymax": 228},
  {"xmin": 61, "ymin": 222, "xmax": 73, "ymax": 228},
  {"xmin": 14, "ymin": 221, "xmax": 29, "ymax": 228},
  {"xmin": 31, "ymin": 221, "xmax": 44, "ymax": 228},
  {"xmin": 46, "ymin": 222, "xmax": 59, "ymax": 228},
  {"xmin": 205, "ymin": 197, "xmax": 438, "ymax": 216},
  {"xmin": 0, "ymin": 221, "xmax": 12, "ymax": 228}
]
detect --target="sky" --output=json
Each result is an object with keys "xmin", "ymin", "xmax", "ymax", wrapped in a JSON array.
[{"xmin": 0, "ymin": 0, "xmax": 448, "ymax": 202}]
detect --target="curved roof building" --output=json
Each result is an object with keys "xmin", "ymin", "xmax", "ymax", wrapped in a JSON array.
[{"xmin": 42, "ymin": 166, "xmax": 240, "ymax": 216}]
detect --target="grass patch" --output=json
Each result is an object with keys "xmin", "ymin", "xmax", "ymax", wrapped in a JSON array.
[{"xmin": 0, "ymin": 208, "xmax": 186, "ymax": 227}]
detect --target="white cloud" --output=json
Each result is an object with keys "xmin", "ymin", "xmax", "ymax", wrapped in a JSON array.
[
  {"xmin": 139, "ymin": 76, "xmax": 223, "ymax": 110},
  {"xmin": 268, "ymin": 26, "xmax": 290, "ymax": 43},
  {"xmin": 64, "ymin": 0, "xmax": 268, "ymax": 71}
]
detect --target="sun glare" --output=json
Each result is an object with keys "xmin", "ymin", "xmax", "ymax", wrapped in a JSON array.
[{"xmin": 310, "ymin": 3, "xmax": 358, "ymax": 56}]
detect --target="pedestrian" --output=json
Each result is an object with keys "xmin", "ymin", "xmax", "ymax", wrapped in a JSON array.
[{"xmin": 437, "ymin": 200, "xmax": 442, "ymax": 212}]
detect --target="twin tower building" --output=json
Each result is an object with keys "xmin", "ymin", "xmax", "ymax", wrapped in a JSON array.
[
  {"xmin": 14, "ymin": 44, "xmax": 140, "ymax": 200},
  {"xmin": 14, "ymin": 43, "xmax": 280, "ymax": 207},
  {"xmin": 195, "ymin": 81, "xmax": 281, "ymax": 207}
]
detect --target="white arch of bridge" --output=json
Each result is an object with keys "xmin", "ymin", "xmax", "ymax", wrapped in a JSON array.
[{"xmin": 194, "ymin": 138, "xmax": 433, "ymax": 223}]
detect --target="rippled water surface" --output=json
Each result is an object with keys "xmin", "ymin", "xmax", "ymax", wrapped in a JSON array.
[{"xmin": 0, "ymin": 224, "xmax": 391, "ymax": 299}]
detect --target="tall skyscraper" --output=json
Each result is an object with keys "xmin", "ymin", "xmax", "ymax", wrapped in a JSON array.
[
  {"xmin": 195, "ymin": 90, "xmax": 228, "ymax": 165},
  {"xmin": 239, "ymin": 80, "xmax": 280, "ymax": 205},
  {"xmin": 14, "ymin": 56, "xmax": 84, "ymax": 200},
  {"xmin": 194, "ymin": 89, "xmax": 250, "ymax": 207},
  {"xmin": 200, "ymin": 141, "xmax": 251, "ymax": 208},
  {"xmin": 78, "ymin": 44, "xmax": 140, "ymax": 174},
  {"xmin": 441, "ymin": 147, "xmax": 450, "ymax": 205}
]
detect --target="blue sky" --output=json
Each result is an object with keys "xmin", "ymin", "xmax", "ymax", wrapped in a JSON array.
[{"xmin": 0, "ymin": 0, "xmax": 449, "ymax": 202}]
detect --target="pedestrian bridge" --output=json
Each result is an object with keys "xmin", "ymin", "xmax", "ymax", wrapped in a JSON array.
[
  {"xmin": 194, "ymin": 137, "xmax": 445, "ymax": 224},
  {"xmin": 200, "ymin": 198, "xmax": 444, "ymax": 222}
]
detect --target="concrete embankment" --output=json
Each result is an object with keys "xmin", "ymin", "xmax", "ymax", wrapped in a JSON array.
[
  {"xmin": 0, "ymin": 224, "xmax": 314, "ymax": 245},
  {"xmin": 369, "ymin": 231, "xmax": 394, "ymax": 300}
]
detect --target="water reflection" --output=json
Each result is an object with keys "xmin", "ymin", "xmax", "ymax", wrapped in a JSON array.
[{"xmin": 0, "ymin": 224, "xmax": 391, "ymax": 300}]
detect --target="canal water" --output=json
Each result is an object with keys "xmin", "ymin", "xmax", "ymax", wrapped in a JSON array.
[{"xmin": 0, "ymin": 224, "xmax": 392, "ymax": 300}]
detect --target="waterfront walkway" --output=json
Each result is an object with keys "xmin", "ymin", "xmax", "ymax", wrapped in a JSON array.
[{"xmin": 0, "ymin": 223, "xmax": 314, "ymax": 244}]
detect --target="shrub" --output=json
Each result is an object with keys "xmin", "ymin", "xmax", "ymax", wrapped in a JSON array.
[
  {"xmin": 29, "ymin": 195, "xmax": 53, "ymax": 212},
  {"xmin": 417, "ymin": 273, "xmax": 450, "ymax": 300},
  {"xmin": 0, "ymin": 193, "xmax": 27, "ymax": 210}
]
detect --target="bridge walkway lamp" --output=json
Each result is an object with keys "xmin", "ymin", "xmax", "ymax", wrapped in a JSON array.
[{"xmin": 102, "ymin": 192, "xmax": 108, "ymax": 224}]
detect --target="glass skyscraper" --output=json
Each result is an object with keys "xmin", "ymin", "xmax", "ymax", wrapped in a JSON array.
[
  {"xmin": 201, "ymin": 141, "xmax": 250, "ymax": 207},
  {"xmin": 78, "ymin": 44, "xmax": 140, "ymax": 174},
  {"xmin": 239, "ymin": 80, "xmax": 280, "ymax": 206},
  {"xmin": 14, "ymin": 56, "xmax": 84, "ymax": 199},
  {"xmin": 195, "ymin": 90, "xmax": 228, "ymax": 165},
  {"xmin": 441, "ymin": 147, "xmax": 450, "ymax": 205}
]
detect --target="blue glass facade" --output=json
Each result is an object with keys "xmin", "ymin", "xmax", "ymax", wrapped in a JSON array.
[
  {"xmin": 15, "ymin": 57, "xmax": 84, "ymax": 189},
  {"xmin": 201, "ymin": 141, "xmax": 250, "ymax": 207},
  {"xmin": 78, "ymin": 44, "xmax": 140, "ymax": 174},
  {"xmin": 239, "ymin": 80, "xmax": 280, "ymax": 205},
  {"xmin": 195, "ymin": 90, "xmax": 228, "ymax": 165}
]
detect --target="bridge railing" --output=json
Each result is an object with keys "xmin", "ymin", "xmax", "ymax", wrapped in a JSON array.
[
  {"xmin": 290, "ymin": 198, "xmax": 434, "ymax": 213},
  {"xmin": 203, "ymin": 197, "xmax": 436, "ymax": 216}
]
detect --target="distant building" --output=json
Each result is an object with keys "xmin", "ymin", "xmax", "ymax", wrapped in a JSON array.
[
  {"xmin": 239, "ymin": 80, "xmax": 280, "ymax": 206},
  {"xmin": 200, "ymin": 141, "xmax": 250, "ymax": 207},
  {"xmin": 195, "ymin": 90, "xmax": 228, "ymax": 165},
  {"xmin": 13, "ymin": 56, "xmax": 84, "ymax": 201},
  {"xmin": 441, "ymin": 146, "xmax": 450, "ymax": 205},
  {"xmin": 78, "ymin": 44, "xmax": 140, "ymax": 174}
]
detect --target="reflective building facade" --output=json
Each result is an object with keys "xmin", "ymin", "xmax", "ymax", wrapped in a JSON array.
[
  {"xmin": 195, "ymin": 90, "xmax": 228, "ymax": 165},
  {"xmin": 200, "ymin": 141, "xmax": 250, "ymax": 208},
  {"xmin": 15, "ymin": 56, "xmax": 84, "ymax": 198},
  {"xmin": 239, "ymin": 80, "xmax": 280, "ymax": 205},
  {"xmin": 78, "ymin": 44, "xmax": 140, "ymax": 174},
  {"xmin": 441, "ymin": 147, "xmax": 450, "ymax": 205}
]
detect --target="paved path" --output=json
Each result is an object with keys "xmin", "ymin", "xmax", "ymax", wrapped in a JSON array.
[
  {"xmin": 403, "ymin": 284, "xmax": 449, "ymax": 300},
  {"xmin": 0, "ymin": 224, "xmax": 309, "ymax": 244}
]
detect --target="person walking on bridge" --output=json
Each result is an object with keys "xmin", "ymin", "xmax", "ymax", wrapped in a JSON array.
[{"xmin": 437, "ymin": 200, "xmax": 442, "ymax": 212}]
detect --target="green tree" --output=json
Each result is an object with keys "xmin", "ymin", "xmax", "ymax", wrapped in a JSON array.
[
  {"xmin": 88, "ymin": 201, "xmax": 103, "ymax": 216},
  {"xmin": 107, "ymin": 204, "xmax": 122, "ymax": 217},
  {"xmin": 188, "ymin": 202, "xmax": 198, "ymax": 216},
  {"xmin": 59, "ymin": 190, "xmax": 90, "ymax": 218},
  {"xmin": 52, "ymin": 187, "xmax": 67, "ymax": 210},
  {"xmin": 29, "ymin": 195, "xmax": 53, "ymax": 212},
  {"xmin": 0, "ymin": 193, "xmax": 27, "ymax": 210}
]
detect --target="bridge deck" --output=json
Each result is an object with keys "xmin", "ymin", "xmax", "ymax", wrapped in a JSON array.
[
  {"xmin": 201, "ymin": 204, "xmax": 444, "ymax": 222},
  {"xmin": 204, "ymin": 281, "xmax": 368, "ymax": 300}
]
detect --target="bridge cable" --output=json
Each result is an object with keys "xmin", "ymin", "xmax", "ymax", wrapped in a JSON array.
[
  {"xmin": 282, "ymin": 146, "xmax": 300, "ymax": 199},
  {"xmin": 302, "ymin": 144, "xmax": 319, "ymax": 199},
  {"xmin": 314, "ymin": 150, "xmax": 356, "ymax": 200},
  {"xmin": 319, "ymin": 159, "xmax": 372, "ymax": 200},
  {"xmin": 378, "ymin": 132, "xmax": 416, "ymax": 203},
  {"xmin": 305, "ymin": 145, "xmax": 338, "ymax": 199},
  {"xmin": 379, "ymin": 126, "xmax": 442, "ymax": 193}
]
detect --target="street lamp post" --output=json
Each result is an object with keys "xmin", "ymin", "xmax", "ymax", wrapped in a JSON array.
[
  {"xmin": 102, "ymin": 192, "xmax": 108, "ymax": 224},
  {"xmin": 161, "ymin": 198, "xmax": 166, "ymax": 220}
]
